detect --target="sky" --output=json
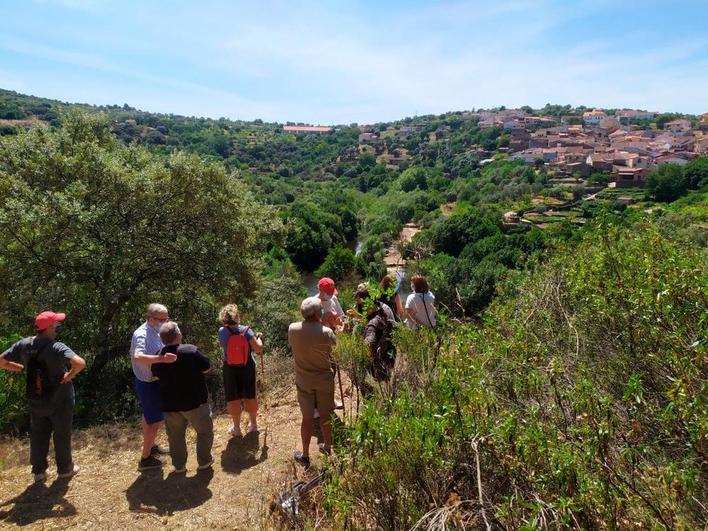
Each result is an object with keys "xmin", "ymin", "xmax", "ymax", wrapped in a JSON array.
[{"xmin": 1, "ymin": 0, "xmax": 707, "ymax": 124}]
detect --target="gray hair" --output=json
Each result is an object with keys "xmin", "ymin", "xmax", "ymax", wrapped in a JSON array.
[
  {"xmin": 147, "ymin": 303, "xmax": 168, "ymax": 318},
  {"xmin": 159, "ymin": 321, "xmax": 181, "ymax": 344},
  {"xmin": 300, "ymin": 297, "xmax": 322, "ymax": 320}
]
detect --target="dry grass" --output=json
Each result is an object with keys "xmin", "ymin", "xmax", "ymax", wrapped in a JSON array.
[{"xmin": 0, "ymin": 355, "xmax": 338, "ymax": 530}]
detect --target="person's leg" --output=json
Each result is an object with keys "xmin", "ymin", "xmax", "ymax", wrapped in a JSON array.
[
  {"xmin": 315, "ymin": 378, "xmax": 336, "ymax": 452},
  {"xmin": 29, "ymin": 411, "xmax": 52, "ymax": 475},
  {"xmin": 164, "ymin": 412, "xmax": 188, "ymax": 470},
  {"xmin": 244, "ymin": 399, "xmax": 258, "ymax": 432},
  {"xmin": 296, "ymin": 384, "xmax": 316, "ymax": 458},
  {"xmin": 226, "ymin": 400, "xmax": 242, "ymax": 434},
  {"xmin": 185, "ymin": 403, "xmax": 214, "ymax": 467},
  {"xmin": 51, "ymin": 398, "xmax": 74, "ymax": 474},
  {"xmin": 136, "ymin": 379, "xmax": 165, "ymax": 459},
  {"xmin": 243, "ymin": 364, "xmax": 258, "ymax": 432},
  {"xmin": 141, "ymin": 417, "xmax": 163, "ymax": 459}
]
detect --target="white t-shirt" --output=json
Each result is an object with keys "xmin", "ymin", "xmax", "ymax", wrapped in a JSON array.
[
  {"xmin": 405, "ymin": 292, "xmax": 437, "ymax": 330},
  {"xmin": 322, "ymin": 295, "xmax": 344, "ymax": 318}
]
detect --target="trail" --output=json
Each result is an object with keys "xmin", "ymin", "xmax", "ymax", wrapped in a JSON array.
[{"xmin": 0, "ymin": 381, "xmax": 330, "ymax": 530}]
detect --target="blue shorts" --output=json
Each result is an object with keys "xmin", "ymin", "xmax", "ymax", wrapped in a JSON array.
[{"xmin": 135, "ymin": 379, "xmax": 164, "ymax": 424}]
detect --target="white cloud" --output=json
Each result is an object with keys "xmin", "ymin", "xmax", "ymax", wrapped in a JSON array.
[{"xmin": 3, "ymin": 0, "xmax": 708, "ymax": 122}]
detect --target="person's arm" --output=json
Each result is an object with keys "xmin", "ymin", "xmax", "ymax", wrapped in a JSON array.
[
  {"xmin": 133, "ymin": 335, "xmax": 176, "ymax": 365},
  {"xmin": 0, "ymin": 354, "xmax": 24, "ymax": 372},
  {"xmin": 394, "ymin": 293, "xmax": 405, "ymax": 319},
  {"xmin": 249, "ymin": 332, "xmax": 264, "ymax": 354},
  {"xmin": 0, "ymin": 342, "xmax": 25, "ymax": 372},
  {"xmin": 195, "ymin": 348, "xmax": 211, "ymax": 374},
  {"xmin": 60, "ymin": 354, "xmax": 86, "ymax": 384}
]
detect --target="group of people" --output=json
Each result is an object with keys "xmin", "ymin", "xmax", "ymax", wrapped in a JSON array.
[{"xmin": 0, "ymin": 273, "xmax": 437, "ymax": 481}]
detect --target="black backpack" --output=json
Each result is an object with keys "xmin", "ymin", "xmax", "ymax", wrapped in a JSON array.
[
  {"xmin": 25, "ymin": 341, "xmax": 60, "ymax": 407},
  {"xmin": 368, "ymin": 302, "xmax": 396, "ymax": 381}
]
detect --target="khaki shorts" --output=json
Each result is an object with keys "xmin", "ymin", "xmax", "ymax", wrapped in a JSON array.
[{"xmin": 296, "ymin": 377, "xmax": 335, "ymax": 425}]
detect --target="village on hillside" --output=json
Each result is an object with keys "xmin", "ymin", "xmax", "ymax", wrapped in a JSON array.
[{"xmin": 283, "ymin": 108, "xmax": 708, "ymax": 230}]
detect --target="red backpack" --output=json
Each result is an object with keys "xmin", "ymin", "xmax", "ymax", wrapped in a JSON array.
[{"xmin": 224, "ymin": 326, "xmax": 251, "ymax": 366}]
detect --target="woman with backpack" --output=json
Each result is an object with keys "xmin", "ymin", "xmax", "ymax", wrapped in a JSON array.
[
  {"xmin": 405, "ymin": 273, "xmax": 437, "ymax": 330},
  {"xmin": 218, "ymin": 304, "xmax": 263, "ymax": 436}
]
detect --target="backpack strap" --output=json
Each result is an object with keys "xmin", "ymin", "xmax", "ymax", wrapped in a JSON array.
[{"xmin": 421, "ymin": 294, "xmax": 435, "ymax": 328}]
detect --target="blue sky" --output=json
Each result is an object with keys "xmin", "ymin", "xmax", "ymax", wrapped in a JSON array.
[{"xmin": 1, "ymin": 0, "xmax": 707, "ymax": 124}]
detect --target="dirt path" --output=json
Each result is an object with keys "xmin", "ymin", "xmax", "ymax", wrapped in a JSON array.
[{"xmin": 0, "ymin": 381, "xmax": 333, "ymax": 530}]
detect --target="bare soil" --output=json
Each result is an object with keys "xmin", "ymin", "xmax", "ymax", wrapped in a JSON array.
[{"xmin": 0, "ymin": 378, "xmax": 335, "ymax": 530}]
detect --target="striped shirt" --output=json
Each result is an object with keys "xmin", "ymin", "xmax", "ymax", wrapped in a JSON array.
[{"xmin": 130, "ymin": 322, "xmax": 164, "ymax": 382}]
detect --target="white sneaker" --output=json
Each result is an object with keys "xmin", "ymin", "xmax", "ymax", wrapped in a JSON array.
[
  {"xmin": 57, "ymin": 465, "xmax": 80, "ymax": 479},
  {"xmin": 228, "ymin": 425, "xmax": 242, "ymax": 437},
  {"xmin": 33, "ymin": 472, "xmax": 47, "ymax": 483}
]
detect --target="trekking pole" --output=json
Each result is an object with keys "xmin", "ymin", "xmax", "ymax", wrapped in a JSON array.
[
  {"xmin": 258, "ymin": 340, "xmax": 269, "ymax": 450},
  {"xmin": 337, "ymin": 365, "xmax": 345, "ymax": 422}
]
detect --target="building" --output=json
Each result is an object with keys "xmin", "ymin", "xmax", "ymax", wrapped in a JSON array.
[
  {"xmin": 583, "ymin": 109, "xmax": 607, "ymax": 125},
  {"xmin": 617, "ymin": 110, "xmax": 656, "ymax": 124},
  {"xmin": 664, "ymin": 119, "xmax": 692, "ymax": 133},
  {"xmin": 283, "ymin": 125, "xmax": 333, "ymax": 134}
]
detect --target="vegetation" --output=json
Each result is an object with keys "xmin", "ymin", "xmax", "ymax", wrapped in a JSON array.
[
  {"xmin": 0, "ymin": 90, "xmax": 705, "ymax": 527},
  {"xmin": 324, "ymin": 215, "xmax": 707, "ymax": 529}
]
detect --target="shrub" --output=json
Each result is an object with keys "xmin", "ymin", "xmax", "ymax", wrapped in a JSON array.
[{"xmin": 318, "ymin": 217, "xmax": 706, "ymax": 529}]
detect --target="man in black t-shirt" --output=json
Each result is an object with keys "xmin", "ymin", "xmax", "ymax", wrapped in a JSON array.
[
  {"xmin": 151, "ymin": 321, "xmax": 213, "ymax": 473},
  {"xmin": 0, "ymin": 311, "xmax": 86, "ymax": 483}
]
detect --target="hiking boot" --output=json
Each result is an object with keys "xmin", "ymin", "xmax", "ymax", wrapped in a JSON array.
[
  {"xmin": 33, "ymin": 472, "xmax": 47, "ymax": 483},
  {"xmin": 150, "ymin": 444, "xmax": 169, "ymax": 456},
  {"xmin": 138, "ymin": 455, "xmax": 164, "ymax": 471},
  {"xmin": 197, "ymin": 458, "xmax": 214, "ymax": 471},
  {"xmin": 293, "ymin": 450, "xmax": 310, "ymax": 468},
  {"xmin": 57, "ymin": 465, "xmax": 80, "ymax": 479}
]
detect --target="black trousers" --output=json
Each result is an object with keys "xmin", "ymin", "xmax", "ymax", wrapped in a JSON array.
[{"xmin": 29, "ymin": 395, "xmax": 74, "ymax": 474}]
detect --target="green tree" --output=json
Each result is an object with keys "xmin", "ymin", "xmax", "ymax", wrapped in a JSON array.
[
  {"xmin": 315, "ymin": 246, "xmax": 358, "ymax": 282},
  {"xmin": 682, "ymin": 156, "xmax": 708, "ymax": 189},
  {"xmin": 647, "ymin": 164, "xmax": 688, "ymax": 202},
  {"xmin": 0, "ymin": 112, "xmax": 281, "ymax": 373}
]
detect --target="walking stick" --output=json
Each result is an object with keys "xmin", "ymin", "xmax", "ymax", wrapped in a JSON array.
[
  {"xmin": 259, "ymin": 347, "xmax": 269, "ymax": 451},
  {"xmin": 337, "ymin": 365, "xmax": 345, "ymax": 422}
]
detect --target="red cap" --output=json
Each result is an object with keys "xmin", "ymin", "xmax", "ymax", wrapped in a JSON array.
[
  {"xmin": 35, "ymin": 311, "xmax": 66, "ymax": 331},
  {"xmin": 317, "ymin": 277, "xmax": 337, "ymax": 296}
]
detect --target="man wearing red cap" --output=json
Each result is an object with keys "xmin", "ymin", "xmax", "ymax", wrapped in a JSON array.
[
  {"xmin": 317, "ymin": 277, "xmax": 345, "ymax": 332},
  {"xmin": 0, "ymin": 311, "xmax": 86, "ymax": 483}
]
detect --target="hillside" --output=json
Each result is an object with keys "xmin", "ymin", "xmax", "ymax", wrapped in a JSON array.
[{"xmin": 0, "ymin": 90, "xmax": 705, "ymax": 529}]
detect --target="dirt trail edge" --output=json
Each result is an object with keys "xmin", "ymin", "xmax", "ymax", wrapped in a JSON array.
[{"xmin": 0, "ymin": 381, "xmax": 333, "ymax": 530}]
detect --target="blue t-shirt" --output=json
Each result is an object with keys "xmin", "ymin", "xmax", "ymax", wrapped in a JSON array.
[{"xmin": 218, "ymin": 325, "xmax": 255, "ymax": 364}]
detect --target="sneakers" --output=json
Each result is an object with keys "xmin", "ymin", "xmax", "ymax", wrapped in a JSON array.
[
  {"xmin": 138, "ymin": 455, "xmax": 164, "ymax": 471},
  {"xmin": 57, "ymin": 465, "xmax": 80, "ymax": 479},
  {"xmin": 197, "ymin": 458, "xmax": 214, "ymax": 471},
  {"xmin": 150, "ymin": 444, "xmax": 169, "ymax": 456},
  {"xmin": 334, "ymin": 399, "xmax": 344, "ymax": 410},
  {"xmin": 293, "ymin": 450, "xmax": 311, "ymax": 468},
  {"xmin": 228, "ymin": 425, "xmax": 242, "ymax": 437},
  {"xmin": 33, "ymin": 472, "xmax": 47, "ymax": 483}
]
